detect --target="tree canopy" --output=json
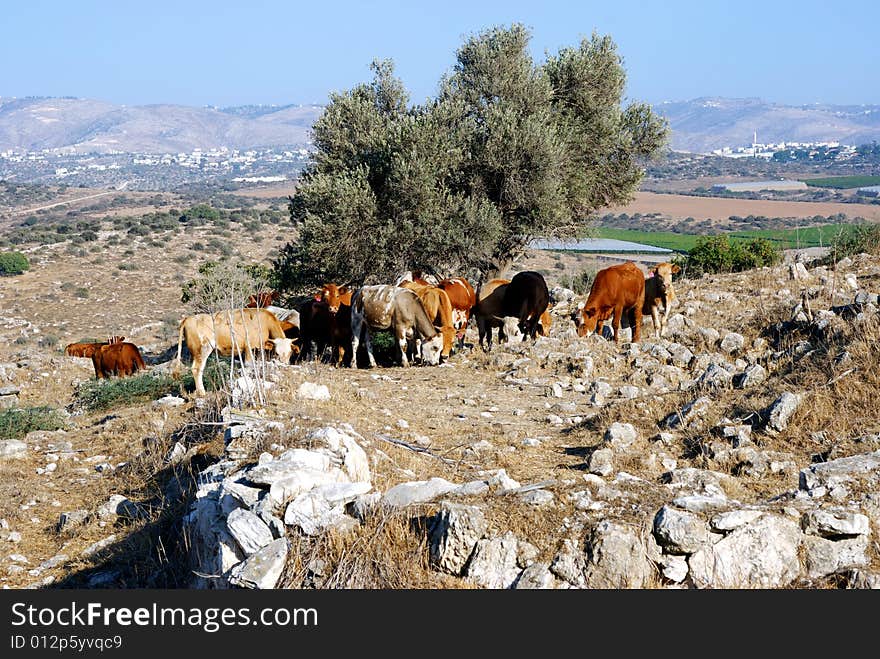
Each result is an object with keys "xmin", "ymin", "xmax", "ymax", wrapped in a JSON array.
[{"xmin": 275, "ymin": 23, "xmax": 668, "ymax": 293}]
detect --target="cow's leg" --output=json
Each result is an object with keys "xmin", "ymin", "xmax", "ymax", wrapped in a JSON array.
[
  {"xmin": 630, "ymin": 305, "xmax": 642, "ymax": 343},
  {"xmin": 651, "ymin": 304, "xmax": 662, "ymax": 338},
  {"xmin": 660, "ymin": 296, "xmax": 671, "ymax": 337},
  {"xmin": 397, "ymin": 330, "xmax": 409, "ymax": 367},
  {"xmin": 362, "ymin": 328, "xmax": 377, "ymax": 368},
  {"xmin": 478, "ymin": 317, "xmax": 490, "ymax": 352},
  {"xmin": 192, "ymin": 344, "xmax": 211, "ymax": 396},
  {"xmin": 612, "ymin": 305, "xmax": 623, "ymax": 342}
]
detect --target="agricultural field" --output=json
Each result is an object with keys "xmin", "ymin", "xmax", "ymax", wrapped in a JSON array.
[
  {"xmin": 594, "ymin": 224, "xmax": 866, "ymax": 252},
  {"xmin": 801, "ymin": 176, "xmax": 880, "ymax": 189}
]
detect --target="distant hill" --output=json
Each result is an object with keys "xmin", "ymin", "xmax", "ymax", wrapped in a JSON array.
[
  {"xmin": 656, "ymin": 97, "xmax": 880, "ymax": 153},
  {"xmin": 3, "ymin": 95, "xmax": 880, "ymax": 156},
  {"xmin": 0, "ymin": 97, "xmax": 323, "ymax": 154}
]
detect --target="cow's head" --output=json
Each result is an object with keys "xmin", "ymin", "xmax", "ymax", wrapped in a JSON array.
[
  {"xmin": 320, "ymin": 284, "xmax": 351, "ymax": 315},
  {"xmin": 575, "ymin": 306, "xmax": 612, "ymax": 337},
  {"xmin": 266, "ymin": 338, "xmax": 295, "ymax": 364},
  {"xmin": 420, "ymin": 334, "xmax": 444, "ymax": 366},
  {"xmin": 651, "ymin": 263, "xmax": 681, "ymax": 296}
]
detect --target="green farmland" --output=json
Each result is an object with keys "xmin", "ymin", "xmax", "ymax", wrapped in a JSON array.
[
  {"xmin": 593, "ymin": 224, "xmax": 866, "ymax": 252},
  {"xmin": 801, "ymin": 176, "xmax": 880, "ymax": 189}
]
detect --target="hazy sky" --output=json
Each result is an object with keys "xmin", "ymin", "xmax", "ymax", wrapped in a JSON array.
[{"xmin": 3, "ymin": 0, "xmax": 878, "ymax": 107}]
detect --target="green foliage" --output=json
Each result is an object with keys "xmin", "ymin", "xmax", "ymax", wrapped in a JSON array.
[
  {"xmin": 0, "ymin": 406, "xmax": 65, "ymax": 439},
  {"xmin": 275, "ymin": 24, "xmax": 668, "ymax": 293},
  {"xmin": 73, "ymin": 373, "xmax": 182, "ymax": 412},
  {"xmin": 827, "ymin": 223, "xmax": 880, "ymax": 261},
  {"xmin": 0, "ymin": 251, "xmax": 30, "ymax": 275},
  {"xmin": 802, "ymin": 176, "xmax": 880, "ymax": 189},
  {"xmin": 680, "ymin": 235, "xmax": 781, "ymax": 277}
]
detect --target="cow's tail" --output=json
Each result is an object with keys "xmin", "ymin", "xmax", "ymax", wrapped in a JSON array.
[
  {"xmin": 134, "ymin": 346, "xmax": 147, "ymax": 372},
  {"xmin": 170, "ymin": 318, "xmax": 186, "ymax": 379}
]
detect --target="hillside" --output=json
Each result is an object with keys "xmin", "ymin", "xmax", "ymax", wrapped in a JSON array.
[
  {"xmin": 0, "ymin": 97, "xmax": 322, "ymax": 153},
  {"xmin": 4, "ymin": 96, "xmax": 880, "ymax": 157},
  {"xmin": 0, "ymin": 207, "xmax": 878, "ymax": 589},
  {"xmin": 656, "ymin": 97, "xmax": 880, "ymax": 153}
]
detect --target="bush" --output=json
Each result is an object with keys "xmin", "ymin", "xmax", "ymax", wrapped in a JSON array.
[
  {"xmin": 0, "ymin": 406, "xmax": 65, "ymax": 439},
  {"xmin": 73, "ymin": 373, "xmax": 182, "ymax": 412},
  {"xmin": 827, "ymin": 224, "xmax": 880, "ymax": 262},
  {"xmin": 681, "ymin": 235, "xmax": 780, "ymax": 277},
  {"xmin": 0, "ymin": 251, "xmax": 30, "ymax": 275}
]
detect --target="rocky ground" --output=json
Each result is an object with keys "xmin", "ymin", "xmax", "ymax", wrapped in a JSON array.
[{"xmin": 1, "ymin": 240, "xmax": 879, "ymax": 589}]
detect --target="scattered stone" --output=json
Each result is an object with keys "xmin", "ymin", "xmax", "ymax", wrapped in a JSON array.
[
  {"xmin": 604, "ymin": 422, "xmax": 639, "ymax": 450},
  {"xmin": 382, "ymin": 478, "xmax": 459, "ymax": 507},
  {"xmin": 519, "ymin": 490, "xmax": 554, "ymax": 506},
  {"xmin": 802, "ymin": 510, "xmax": 870, "ymax": 538},
  {"xmin": 429, "ymin": 503, "xmax": 487, "ymax": 575},
  {"xmin": 153, "ymin": 395, "xmax": 185, "ymax": 408},
  {"xmin": 82, "ymin": 535, "xmax": 117, "ymax": 558},
  {"xmin": 465, "ymin": 532, "xmax": 521, "ymax": 589},
  {"xmin": 0, "ymin": 440, "xmax": 27, "ymax": 459},
  {"xmin": 720, "ymin": 332, "xmax": 745, "ymax": 354},
  {"xmin": 56, "ymin": 510, "xmax": 88, "ymax": 533},
  {"xmin": 513, "ymin": 562, "xmax": 557, "ymax": 589},
  {"xmin": 653, "ymin": 506, "xmax": 710, "ymax": 554},
  {"xmin": 764, "ymin": 392, "xmax": 802, "ymax": 434},
  {"xmin": 297, "ymin": 382, "xmax": 330, "ymax": 401},
  {"xmin": 688, "ymin": 514, "xmax": 801, "ymax": 588},
  {"xmin": 227, "ymin": 508, "xmax": 275, "ymax": 555},
  {"xmin": 589, "ymin": 448, "xmax": 614, "ymax": 477},
  {"xmin": 734, "ymin": 364, "xmax": 767, "ymax": 389},
  {"xmin": 227, "ymin": 538, "xmax": 290, "ymax": 589},
  {"xmin": 663, "ymin": 397, "xmax": 711, "ymax": 430}
]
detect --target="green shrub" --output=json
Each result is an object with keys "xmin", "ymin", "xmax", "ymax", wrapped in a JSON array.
[
  {"xmin": 681, "ymin": 235, "xmax": 780, "ymax": 277},
  {"xmin": 0, "ymin": 251, "xmax": 30, "ymax": 275},
  {"xmin": 0, "ymin": 406, "xmax": 65, "ymax": 439},
  {"xmin": 827, "ymin": 224, "xmax": 880, "ymax": 262}
]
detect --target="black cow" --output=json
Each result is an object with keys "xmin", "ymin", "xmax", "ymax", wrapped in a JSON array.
[{"xmin": 501, "ymin": 271, "xmax": 550, "ymax": 341}]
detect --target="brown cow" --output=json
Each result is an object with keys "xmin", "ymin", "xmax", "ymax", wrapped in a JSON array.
[
  {"xmin": 245, "ymin": 290, "xmax": 280, "ymax": 308},
  {"xmin": 643, "ymin": 262, "xmax": 680, "ymax": 338},
  {"xmin": 65, "ymin": 342, "xmax": 107, "ymax": 358},
  {"xmin": 537, "ymin": 305, "xmax": 553, "ymax": 337},
  {"xmin": 575, "ymin": 262, "xmax": 646, "ymax": 343},
  {"xmin": 399, "ymin": 281, "xmax": 456, "ymax": 361},
  {"xmin": 436, "ymin": 277, "xmax": 477, "ymax": 343},
  {"xmin": 91, "ymin": 342, "xmax": 146, "ymax": 379}
]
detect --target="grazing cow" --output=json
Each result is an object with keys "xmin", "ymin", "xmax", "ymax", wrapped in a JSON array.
[
  {"xmin": 436, "ymin": 277, "xmax": 477, "ymax": 343},
  {"xmin": 350, "ymin": 285, "xmax": 443, "ymax": 368},
  {"xmin": 399, "ymin": 280, "xmax": 456, "ymax": 361},
  {"xmin": 501, "ymin": 271, "xmax": 550, "ymax": 341},
  {"xmin": 643, "ymin": 262, "xmax": 680, "ymax": 338},
  {"xmin": 65, "ymin": 342, "xmax": 107, "ymax": 358},
  {"xmin": 537, "ymin": 306, "xmax": 553, "ymax": 337},
  {"xmin": 91, "ymin": 342, "xmax": 146, "ymax": 379},
  {"xmin": 575, "ymin": 262, "xmax": 646, "ymax": 343},
  {"xmin": 246, "ymin": 290, "xmax": 280, "ymax": 308},
  {"xmin": 473, "ymin": 278, "xmax": 513, "ymax": 352},
  {"xmin": 173, "ymin": 308, "xmax": 294, "ymax": 396}
]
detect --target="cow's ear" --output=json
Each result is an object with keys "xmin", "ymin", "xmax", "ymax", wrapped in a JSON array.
[
  {"xmin": 314, "ymin": 293, "xmax": 322, "ymax": 301},
  {"xmin": 339, "ymin": 285, "xmax": 350, "ymax": 294},
  {"xmin": 671, "ymin": 264, "xmax": 681, "ymax": 274}
]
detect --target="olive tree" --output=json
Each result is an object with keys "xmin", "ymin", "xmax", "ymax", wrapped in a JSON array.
[{"xmin": 275, "ymin": 24, "xmax": 668, "ymax": 292}]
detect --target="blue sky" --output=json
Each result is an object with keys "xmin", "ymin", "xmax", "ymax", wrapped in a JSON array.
[{"xmin": 3, "ymin": 0, "xmax": 878, "ymax": 107}]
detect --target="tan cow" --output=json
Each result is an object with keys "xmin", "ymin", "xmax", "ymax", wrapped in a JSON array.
[
  {"xmin": 399, "ymin": 280, "xmax": 456, "ymax": 361},
  {"xmin": 643, "ymin": 262, "xmax": 680, "ymax": 338},
  {"xmin": 172, "ymin": 308, "xmax": 294, "ymax": 396}
]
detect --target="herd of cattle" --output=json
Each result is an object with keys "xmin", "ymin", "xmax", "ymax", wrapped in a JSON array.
[{"xmin": 62, "ymin": 261, "xmax": 681, "ymax": 397}]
